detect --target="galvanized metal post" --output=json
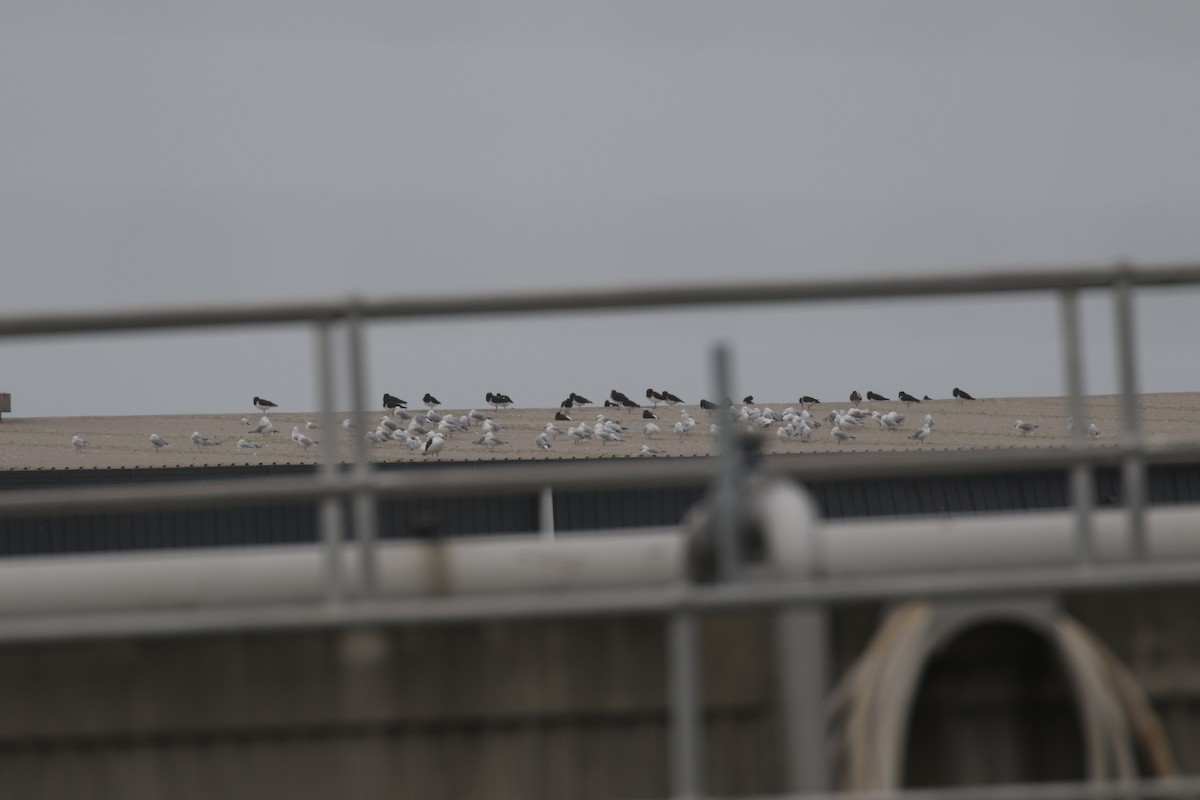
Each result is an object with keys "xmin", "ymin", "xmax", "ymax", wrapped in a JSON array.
[
  {"xmin": 1059, "ymin": 288, "xmax": 1095, "ymax": 565},
  {"xmin": 668, "ymin": 610, "xmax": 702, "ymax": 799},
  {"xmin": 1114, "ymin": 273, "xmax": 1147, "ymax": 559},
  {"xmin": 316, "ymin": 320, "xmax": 344, "ymax": 604},
  {"xmin": 347, "ymin": 308, "xmax": 379, "ymax": 596},
  {"xmin": 539, "ymin": 486, "xmax": 555, "ymax": 541},
  {"xmin": 712, "ymin": 343, "xmax": 740, "ymax": 583},
  {"xmin": 776, "ymin": 607, "xmax": 830, "ymax": 792}
]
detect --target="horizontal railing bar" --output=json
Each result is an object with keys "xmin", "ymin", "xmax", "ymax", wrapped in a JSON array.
[
  {"xmin": 3, "ymin": 441, "xmax": 1200, "ymax": 517},
  {"xmin": 3, "ymin": 262, "xmax": 1200, "ymax": 338},
  {"xmin": 3, "ymin": 556, "xmax": 1200, "ymax": 643},
  {"xmin": 740, "ymin": 774, "xmax": 1200, "ymax": 800}
]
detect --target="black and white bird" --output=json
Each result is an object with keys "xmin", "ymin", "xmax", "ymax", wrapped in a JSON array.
[
  {"xmin": 254, "ymin": 396, "xmax": 278, "ymax": 413},
  {"xmin": 610, "ymin": 389, "xmax": 632, "ymax": 406},
  {"xmin": 850, "ymin": 390, "xmax": 862, "ymax": 406},
  {"xmin": 149, "ymin": 433, "xmax": 169, "ymax": 451},
  {"xmin": 646, "ymin": 388, "xmax": 664, "ymax": 407},
  {"xmin": 866, "ymin": 391, "xmax": 889, "ymax": 402},
  {"xmin": 570, "ymin": 392, "xmax": 592, "ymax": 406},
  {"xmin": 423, "ymin": 393, "xmax": 441, "ymax": 409},
  {"xmin": 423, "ymin": 432, "xmax": 445, "ymax": 458},
  {"xmin": 383, "ymin": 393, "xmax": 407, "ymax": 410},
  {"xmin": 486, "ymin": 392, "xmax": 513, "ymax": 412},
  {"xmin": 953, "ymin": 387, "xmax": 977, "ymax": 401},
  {"xmin": 898, "ymin": 391, "xmax": 921, "ymax": 406},
  {"xmin": 555, "ymin": 410, "xmax": 572, "ymax": 422},
  {"xmin": 699, "ymin": 399, "xmax": 720, "ymax": 411},
  {"xmin": 742, "ymin": 395, "xmax": 754, "ymax": 404},
  {"xmin": 799, "ymin": 395, "xmax": 821, "ymax": 407},
  {"xmin": 642, "ymin": 409, "xmax": 658, "ymax": 420},
  {"xmin": 661, "ymin": 390, "xmax": 685, "ymax": 406}
]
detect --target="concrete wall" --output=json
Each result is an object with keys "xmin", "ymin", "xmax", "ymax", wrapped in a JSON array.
[
  {"xmin": 0, "ymin": 612, "xmax": 781, "ymax": 800},
  {"xmin": 0, "ymin": 590, "xmax": 1197, "ymax": 797}
]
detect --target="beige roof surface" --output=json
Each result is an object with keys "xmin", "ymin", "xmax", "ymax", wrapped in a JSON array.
[{"xmin": 1, "ymin": 393, "xmax": 1197, "ymax": 471}]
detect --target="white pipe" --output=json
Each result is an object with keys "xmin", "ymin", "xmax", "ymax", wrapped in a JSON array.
[
  {"xmin": 0, "ymin": 529, "xmax": 684, "ymax": 617},
  {"xmin": 819, "ymin": 506, "xmax": 1200, "ymax": 576}
]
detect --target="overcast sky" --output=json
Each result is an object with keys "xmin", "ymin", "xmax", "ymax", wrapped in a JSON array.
[{"xmin": 4, "ymin": 2, "xmax": 1200, "ymax": 417}]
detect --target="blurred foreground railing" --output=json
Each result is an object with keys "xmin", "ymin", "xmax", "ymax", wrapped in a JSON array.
[{"xmin": 3, "ymin": 260, "xmax": 1200, "ymax": 799}]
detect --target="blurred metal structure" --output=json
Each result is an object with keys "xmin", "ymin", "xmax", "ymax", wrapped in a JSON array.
[{"xmin": 2, "ymin": 261, "xmax": 1200, "ymax": 799}]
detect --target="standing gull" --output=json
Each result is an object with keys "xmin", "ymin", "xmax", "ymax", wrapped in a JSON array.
[
  {"xmin": 1013, "ymin": 420, "xmax": 1039, "ymax": 436},
  {"xmin": 149, "ymin": 433, "xmax": 169, "ymax": 451},
  {"xmin": 71, "ymin": 435, "xmax": 88, "ymax": 452}
]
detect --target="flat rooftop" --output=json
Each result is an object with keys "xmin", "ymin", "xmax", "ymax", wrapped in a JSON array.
[{"xmin": 1, "ymin": 393, "xmax": 1196, "ymax": 470}]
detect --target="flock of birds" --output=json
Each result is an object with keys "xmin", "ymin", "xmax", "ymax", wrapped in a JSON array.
[{"xmin": 64, "ymin": 387, "xmax": 1104, "ymax": 458}]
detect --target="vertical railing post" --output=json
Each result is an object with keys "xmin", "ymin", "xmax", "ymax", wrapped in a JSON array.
[
  {"xmin": 1114, "ymin": 270, "xmax": 1147, "ymax": 559},
  {"xmin": 776, "ymin": 607, "xmax": 830, "ymax": 793},
  {"xmin": 712, "ymin": 343, "xmax": 740, "ymax": 583},
  {"xmin": 539, "ymin": 486, "xmax": 555, "ymax": 541},
  {"xmin": 669, "ymin": 610, "xmax": 702, "ymax": 799},
  {"xmin": 316, "ymin": 318, "xmax": 344, "ymax": 604},
  {"xmin": 1059, "ymin": 288, "xmax": 1095, "ymax": 565},
  {"xmin": 347, "ymin": 306, "xmax": 380, "ymax": 596}
]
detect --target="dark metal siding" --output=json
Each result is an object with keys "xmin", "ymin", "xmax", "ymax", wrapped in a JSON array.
[{"xmin": 2, "ymin": 460, "xmax": 1200, "ymax": 557}]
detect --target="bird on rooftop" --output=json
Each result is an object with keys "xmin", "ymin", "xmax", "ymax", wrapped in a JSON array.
[
  {"xmin": 898, "ymin": 391, "xmax": 920, "ymax": 406},
  {"xmin": 305, "ymin": 421, "xmax": 322, "ymax": 431},
  {"xmin": 640, "ymin": 445, "xmax": 665, "ymax": 456},
  {"xmin": 486, "ymin": 392, "xmax": 513, "ymax": 411},
  {"xmin": 646, "ymin": 388, "xmax": 664, "ymax": 407},
  {"xmin": 423, "ymin": 393, "xmax": 441, "ymax": 409},
  {"xmin": 555, "ymin": 410, "xmax": 571, "ymax": 421},
  {"xmin": 850, "ymin": 390, "xmax": 862, "ymax": 406},
  {"xmin": 71, "ymin": 435, "xmax": 88, "ymax": 452},
  {"xmin": 866, "ymin": 391, "xmax": 889, "ymax": 402},
  {"xmin": 254, "ymin": 396, "xmax": 278, "ymax": 413},
  {"xmin": 383, "ymin": 393, "xmax": 407, "ymax": 409},
  {"xmin": 743, "ymin": 395, "xmax": 754, "ymax": 404},
  {"xmin": 908, "ymin": 424, "xmax": 932, "ymax": 443},
  {"xmin": 1088, "ymin": 423, "xmax": 1101, "ymax": 439},
  {"xmin": 953, "ymin": 387, "xmax": 977, "ymax": 401},
  {"xmin": 662, "ymin": 391, "xmax": 684, "ymax": 406},
  {"xmin": 291, "ymin": 426, "xmax": 317, "ymax": 452},
  {"xmin": 237, "ymin": 438, "xmax": 263, "ymax": 449},
  {"xmin": 149, "ymin": 433, "xmax": 169, "ymax": 451},
  {"xmin": 534, "ymin": 433, "xmax": 552, "ymax": 450},
  {"xmin": 799, "ymin": 395, "xmax": 820, "ymax": 407},
  {"xmin": 191, "ymin": 431, "xmax": 220, "ymax": 448},
  {"xmin": 1014, "ymin": 420, "xmax": 1038, "ymax": 436},
  {"xmin": 699, "ymin": 399, "xmax": 720, "ymax": 411},
  {"xmin": 423, "ymin": 432, "xmax": 445, "ymax": 458},
  {"xmin": 570, "ymin": 392, "xmax": 592, "ymax": 406},
  {"xmin": 831, "ymin": 426, "xmax": 854, "ymax": 444}
]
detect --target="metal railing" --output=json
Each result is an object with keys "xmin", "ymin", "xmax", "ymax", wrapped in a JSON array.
[{"xmin": 3, "ymin": 260, "xmax": 1200, "ymax": 799}]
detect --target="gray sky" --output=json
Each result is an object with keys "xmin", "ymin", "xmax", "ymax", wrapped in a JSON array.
[{"xmin": 4, "ymin": 2, "xmax": 1200, "ymax": 417}]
